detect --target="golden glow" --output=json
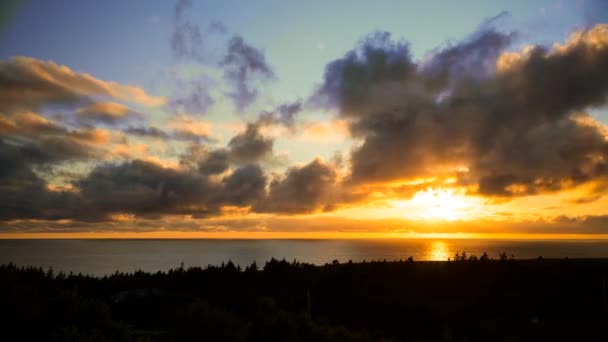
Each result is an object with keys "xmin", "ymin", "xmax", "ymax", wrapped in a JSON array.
[
  {"xmin": 393, "ymin": 187, "xmax": 481, "ymax": 221},
  {"xmin": 428, "ymin": 240, "xmax": 451, "ymax": 261},
  {"xmin": 2, "ymin": 232, "xmax": 608, "ymax": 239}
]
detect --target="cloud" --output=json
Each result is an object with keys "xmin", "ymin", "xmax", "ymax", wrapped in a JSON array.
[
  {"xmin": 76, "ymin": 101, "xmax": 142, "ymax": 126},
  {"xmin": 198, "ymin": 149, "xmax": 230, "ymax": 175},
  {"xmin": 77, "ymin": 159, "xmax": 220, "ymax": 218},
  {"xmin": 167, "ymin": 1, "xmax": 229, "ymax": 116},
  {"xmin": 314, "ymin": 23, "xmax": 608, "ymax": 201},
  {"xmin": 299, "ymin": 119, "xmax": 350, "ymax": 143},
  {"xmin": 7, "ymin": 212, "xmax": 608, "ymax": 235},
  {"xmin": 166, "ymin": 73, "xmax": 215, "ymax": 116},
  {"xmin": 124, "ymin": 126, "xmax": 171, "ymax": 140},
  {"xmin": 255, "ymin": 158, "xmax": 340, "ymax": 214},
  {"xmin": 227, "ymin": 123, "xmax": 273, "ymax": 163},
  {"xmin": 0, "ymin": 138, "xmax": 85, "ymax": 221},
  {"xmin": 178, "ymin": 122, "xmax": 278, "ymax": 174},
  {"xmin": 170, "ymin": 0, "xmax": 205, "ymax": 62},
  {"xmin": 166, "ymin": 115, "xmax": 215, "ymax": 143},
  {"xmin": 3, "ymin": 19, "xmax": 608, "ymax": 232},
  {"xmin": 73, "ymin": 160, "xmax": 267, "ymax": 220},
  {"xmin": 221, "ymin": 35, "xmax": 276, "ymax": 111},
  {"xmin": 257, "ymin": 100, "xmax": 302, "ymax": 129},
  {"xmin": 311, "ymin": 31, "xmax": 415, "ymax": 116},
  {"xmin": 0, "ymin": 57, "xmax": 165, "ymax": 113},
  {"xmin": 219, "ymin": 164, "xmax": 266, "ymax": 206},
  {"xmin": 167, "ymin": 0, "xmax": 215, "ymax": 116},
  {"xmin": 1, "ymin": 111, "xmax": 108, "ymax": 163}
]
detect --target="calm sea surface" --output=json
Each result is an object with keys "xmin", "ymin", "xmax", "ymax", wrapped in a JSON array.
[{"xmin": 1, "ymin": 239, "xmax": 608, "ymax": 276}]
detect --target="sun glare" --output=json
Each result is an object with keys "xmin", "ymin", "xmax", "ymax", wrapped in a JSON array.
[
  {"xmin": 411, "ymin": 188, "xmax": 470, "ymax": 220},
  {"xmin": 406, "ymin": 188, "xmax": 475, "ymax": 221},
  {"xmin": 428, "ymin": 240, "xmax": 451, "ymax": 261}
]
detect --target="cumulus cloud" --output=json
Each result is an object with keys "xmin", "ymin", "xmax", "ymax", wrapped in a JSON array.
[
  {"xmin": 314, "ymin": 24, "xmax": 608, "ymax": 200},
  {"xmin": 255, "ymin": 158, "xmax": 341, "ymax": 214},
  {"xmin": 227, "ymin": 123, "xmax": 273, "ymax": 163},
  {"xmin": 197, "ymin": 149, "xmax": 230, "ymax": 175},
  {"xmin": 0, "ymin": 141, "xmax": 81, "ymax": 221},
  {"xmin": 0, "ymin": 126, "xmax": 103, "ymax": 221},
  {"xmin": 0, "ymin": 154, "xmax": 343, "ymax": 221},
  {"xmin": 3, "ymin": 19, "xmax": 608, "ymax": 232},
  {"xmin": 177, "ymin": 122, "xmax": 279, "ymax": 175},
  {"xmin": 77, "ymin": 160, "xmax": 220, "ymax": 217}
]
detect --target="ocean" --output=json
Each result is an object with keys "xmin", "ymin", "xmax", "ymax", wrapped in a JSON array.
[{"xmin": 1, "ymin": 239, "xmax": 608, "ymax": 276}]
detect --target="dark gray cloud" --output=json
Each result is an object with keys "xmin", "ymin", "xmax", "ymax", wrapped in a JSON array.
[
  {"xmin": 421, "ymin": 24, "xmax": 515, "ymax": 89},
  {"xmin": 78, "ymin": 159, "xmax": 220, "ymax": 217},
  {"xmin": 315, "ymin": 24, "xmax": 608, "ymax": 199},
  {"xmin": 257, "ymin": 100, "xmax": 302, "ymax": 129},
  {"xmin": 0, "ymin": 139, "xmax": 84, "ymax": 221},
  {"xmin": 227, "ymin": 123, "xmax": 273, "ymax": 163},
  {"xmin": 71, "ymin": 160, "xmax": 274, "ymax": 219},
  {"xmin": 221, "ymin": 35, "xmax": 276, "ymax": 112},
  {"xmin": 125, "ymin": 125, "xmax": 213, "ymax": 143},
  {"xmin": 0, "ymin": 110, "xmax": 110, "ymax": 221},
  {"xmin": 255, "ymin": 159, "xmax": 338, "ymax": 214},
  {"xmin": 124, "ymin": 126, "xmax": 171, "ymax": 139},
  {"xmin": 0, "ymin": 113, "xmax": 104, "ymax": 164},
  {"xmin": 220, "ymin": 164, "xmax": 266, "ymax": 206},
  {"xmin": 312, "ymin": 31, "xmax": 415, "ymax": 116},
  {"xmin": 198, "ymin": 149, "xmax": 230, "ymax": 175},
  {"xmin": 180, "ymin": 123, "xmax": 276, "ymax": 175}
]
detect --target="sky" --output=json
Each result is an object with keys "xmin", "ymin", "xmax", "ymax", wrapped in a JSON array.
[{"xmin": 1, "ymin": 0, "xmax": 608, "ymax": 238}]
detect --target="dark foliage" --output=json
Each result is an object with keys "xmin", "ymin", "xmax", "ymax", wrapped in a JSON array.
[{"xmin": 1, "ymin": 256, "xmax": 608, "ymax": 341}]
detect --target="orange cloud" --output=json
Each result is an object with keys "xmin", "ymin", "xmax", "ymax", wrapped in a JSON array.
[
  {"xmin": 0, "ymin": 56, "xmax": 166, "ymax": 109},
  {"xmin": 166, "ymin": 114, "xmax": 214, "ymax": 140},
  {"xmin": 77, "ymin": 101, "xmax": 130, "ymax": 118}
]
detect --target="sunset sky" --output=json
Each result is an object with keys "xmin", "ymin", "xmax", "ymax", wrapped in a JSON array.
[{"xmin": 2, "ymin": 0, "xmax": 608, "ymax": 238}]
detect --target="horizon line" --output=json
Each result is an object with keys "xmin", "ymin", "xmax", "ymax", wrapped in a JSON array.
[{"xmin": 2, "ymin": 232, "xmax": 608, "ymax": 240}]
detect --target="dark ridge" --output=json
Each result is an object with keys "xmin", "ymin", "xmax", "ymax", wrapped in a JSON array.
[{"xmin": 1, "ymin": 257, "xmax": 608, "ymax": 341}]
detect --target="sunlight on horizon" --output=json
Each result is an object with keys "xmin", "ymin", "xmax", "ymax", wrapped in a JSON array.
[{"xmin": 427, "ymin": 240, "xmax": 451, "ymax": 261}]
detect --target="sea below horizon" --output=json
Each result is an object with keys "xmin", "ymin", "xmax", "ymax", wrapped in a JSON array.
[{"xmin": 1, "ymin": 238, "xmax": 608, "ymax": 276}]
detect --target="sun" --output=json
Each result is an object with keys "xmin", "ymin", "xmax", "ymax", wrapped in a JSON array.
[{"xmin": 408, "ymin": 188, "xmax": 474, "ymax": 221}]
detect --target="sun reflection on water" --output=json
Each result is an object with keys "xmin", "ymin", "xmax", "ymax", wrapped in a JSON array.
[{"xmin": 428, "ymin": 240, "xmax": 451, "ymax": 261}]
